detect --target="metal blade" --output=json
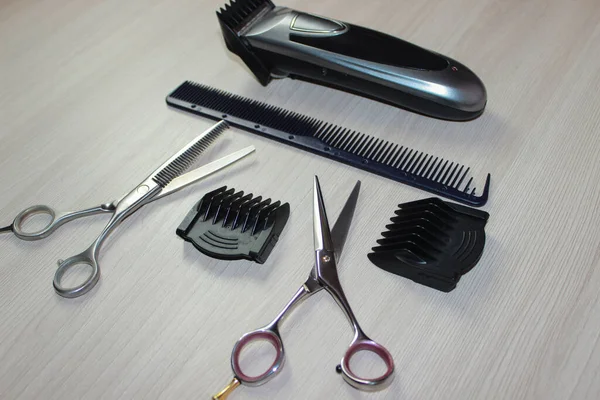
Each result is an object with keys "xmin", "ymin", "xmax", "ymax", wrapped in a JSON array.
[
  {"xmin": 150, "ymin": 121, "xmax": 229, "ymax": 187},
  {"xmin": 309, "ymin": 178, "xmax": 361, "ymax": 281},
  {"xmin": 153, "ymin": 146, "xmax": 255, "ymax": 201},
  {"xmin": 0, "ymin": 224, "xmax": 13, "ymax": 234},
  {"xmin": 330, "ymin": 180, "xmax": 361, "ymax": 261},
  {"xmin": 313, "ymin": 176, "xmax": 334, "ymax": 252},
  {"xmin": 313, "ymin": 177, "xmax": 361, "ymax": 258}
]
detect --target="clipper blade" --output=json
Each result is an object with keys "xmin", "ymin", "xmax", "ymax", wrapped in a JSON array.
[
  {"xmin": 368, "ymin": 198, "xmax": 489, "ymax": 292},
  {"xmin": 176, "ymin": 186, "xmax": 290, "ymax": 264},
  {"xmin": 217, "ymin": 0, "xmax": 275, "ymax": 85},
  {"xmin": 217, "ymin": 0, "xmax": 274, "ymax": 33}
]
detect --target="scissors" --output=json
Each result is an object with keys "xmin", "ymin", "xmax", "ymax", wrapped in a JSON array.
[
  {"xmin": 1, "ymin": 121, "xmax": 255, "ymax": 298},
  {"xmin": 213, "ymin": 176, "xmax": 394, "ymax": 399}
]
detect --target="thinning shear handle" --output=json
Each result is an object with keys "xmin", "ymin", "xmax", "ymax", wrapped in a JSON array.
[
  {"xmin": 11, "ymin": 204, "xmax": 114, "ymax": 241},
  {"xmin": 53, "ymin": 185, "xmax": 161, "ymax": 298}
]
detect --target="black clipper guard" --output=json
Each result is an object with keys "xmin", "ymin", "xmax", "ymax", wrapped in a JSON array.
[
  {"xmin": 368, "ymin": 198, "xmax": 489, "ymax": 292},
  {"xmin": 177, "ymin": 186, "xmax": 290, "ymax": 264}
]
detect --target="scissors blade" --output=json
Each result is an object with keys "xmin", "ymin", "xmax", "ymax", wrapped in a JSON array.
[
  {"xmin": 313, "ymin": 175, "xmax": 335, "ymax": 252},
  {"xmin": 330, "ymin": 180, "xmax": 361, "ymax": 261},
  {"xmin": 0, "ymin": 224, "xmax": 13, "ymax": 234},
  {"xmin": 309, "ymin": 177, "xmax": 361, "ymax": 281},
  {"xmin": 149, "ymin": 121, "xmax": 229, "ymax": 188},
  {"xmin": 153, "ymin": 145, "xmax": 255, "ymax": 201}
]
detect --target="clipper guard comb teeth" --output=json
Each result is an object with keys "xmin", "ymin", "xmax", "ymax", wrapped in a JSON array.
[
  {"xmin": 176, "ymin": 186, "xmax": 290, "ymax": 264},
  {"xmin": 368, "ymin": 198, "xmax": 489, "ymax": 292}
]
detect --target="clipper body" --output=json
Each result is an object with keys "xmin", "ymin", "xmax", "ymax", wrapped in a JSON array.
[{"xmin": 218, "ymin": 1, "xmax": 487, "ymax": 120}]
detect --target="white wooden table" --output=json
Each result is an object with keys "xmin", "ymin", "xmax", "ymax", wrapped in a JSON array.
[{"xmin": 1, "ymin": 0, "xmax": 600, "ymax": 399}]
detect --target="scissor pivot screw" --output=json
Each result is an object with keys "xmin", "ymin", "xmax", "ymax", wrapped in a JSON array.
[
  {"xmin": 322, "ymin": 255, "xmax": 331, "ymax": 262},
  {"xmin": 336, "ymin": 365, "xmax": 342, "ymax": 374},
  {"xmin": 137, "ymin": 185, "xmax": 150, "ymax": 194}
]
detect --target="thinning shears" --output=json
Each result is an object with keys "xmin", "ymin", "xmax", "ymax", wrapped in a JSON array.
[
  {"xmin": 213, "ymin": 176, "xmax": 394, "ymax": 399},
  {"xmin": 1, "ymin": 121, "xmax": 255, "ymax": 298}
]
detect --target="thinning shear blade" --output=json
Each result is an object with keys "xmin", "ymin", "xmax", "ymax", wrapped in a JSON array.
[{"xmin": 153, "ymin": 145, "xmax": 255, "ymax": 200}]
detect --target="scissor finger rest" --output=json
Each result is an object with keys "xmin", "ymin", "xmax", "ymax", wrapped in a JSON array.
[
  {"xmin": 339, "ymin": 337, "xmax": 395, "ymax": 391},
  {"xmin": 53, "ymin": 248, "xmax": 100, "ymax": 298},
  {"xmin": 231, "ymin": 329, "xmax": 285, "ymax": 386}
]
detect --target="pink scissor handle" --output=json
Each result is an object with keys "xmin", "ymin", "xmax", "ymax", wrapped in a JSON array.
[
  {"xmin": 339, "ymin": 337, "xmax": 395, "ymax": 391},
  {"xmin": 231, "ymin": 328, "xmax": 285, "ymax": 386}
]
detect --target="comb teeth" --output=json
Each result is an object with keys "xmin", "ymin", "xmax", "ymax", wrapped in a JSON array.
[
  {"xmin": 152, "ymin": 121, "xmax": 228, "ymax": 187},
  {"xmin": 169, "ymin": 82, "xmax": 320, "ymax": 137},
  {"xmin": 167, "ymin": 81, "xmax": 491, "ymax": 206},
  {"xmin": 217, "ymin": 0, "xmax": 275, "ymax": 32},
  {"xmin": 196, "ymin": 186, "xmax": 281, "ymax": 235}
]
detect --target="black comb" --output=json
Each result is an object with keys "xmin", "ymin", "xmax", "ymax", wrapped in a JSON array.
[
  {"xmin": 166, "ymin": 81, "xmax": 491, "ymax": 207},
  {"xmin": 176, "ymin": 186, "xmax": 290, "ymax": 264},
  {"xmin": 368, "ymin": 198, "xmax": 489, "ymax": 292}
]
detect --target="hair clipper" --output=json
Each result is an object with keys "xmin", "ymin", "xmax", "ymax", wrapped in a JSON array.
[{"xmin": 217, "ymin": 0, "xmax": 487, "ymax": 121}]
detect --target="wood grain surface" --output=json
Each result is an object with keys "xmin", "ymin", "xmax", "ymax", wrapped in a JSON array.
[{"xmin": 1, "ymin": 0, "xmax": 600, "ymax": 399}]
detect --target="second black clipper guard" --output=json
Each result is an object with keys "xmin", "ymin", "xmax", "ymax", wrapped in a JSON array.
[
  {"xmin": 368, "ymin": 198, "xmax": 489, "ymax": 292},
  {"xmin": 176, "ymin": 186, "xmax": 290, "ymax": 264}
]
